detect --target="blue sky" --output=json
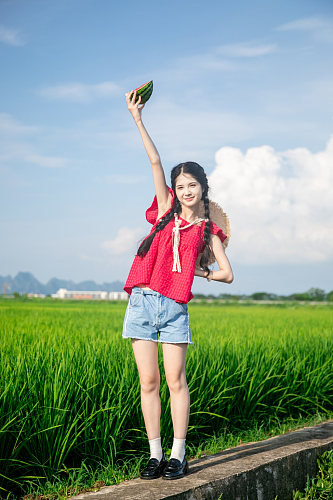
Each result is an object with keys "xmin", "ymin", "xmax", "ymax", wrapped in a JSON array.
[{"xmin": 1, "ymin": 0, "xmax": 332, "ymax": 295}]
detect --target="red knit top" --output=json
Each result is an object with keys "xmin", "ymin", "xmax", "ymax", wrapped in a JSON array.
[{"xmin": 124, "ymin": 187, "xmax": 227, "ymax": 303}]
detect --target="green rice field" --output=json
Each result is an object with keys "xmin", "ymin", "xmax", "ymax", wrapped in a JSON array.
[{"xmin": 0, "ymin": 298, "xmax": 332, "ymax": 498}]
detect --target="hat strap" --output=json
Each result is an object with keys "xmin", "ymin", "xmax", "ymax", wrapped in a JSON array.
[{"xmin": 172, "ymin": 213, "xmax": 205, "ymax": 272}]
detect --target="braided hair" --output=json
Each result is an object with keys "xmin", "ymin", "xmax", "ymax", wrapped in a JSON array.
[
  {"xmin": 200, "ymin": 188, "xmax": 212, "ymax": 275},
  {"xmin": 137, "ymin": 162, "xmax": 212, "ymax": 274}
]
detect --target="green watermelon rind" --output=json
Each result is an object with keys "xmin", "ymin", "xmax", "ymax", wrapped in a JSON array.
[
  {"xmin": 133, "ymin": 80, "xmax": 153, "ymax": 104},
  {"xmin": 135, "ymin": 84, "xmax": 153, "ymax": 103}
]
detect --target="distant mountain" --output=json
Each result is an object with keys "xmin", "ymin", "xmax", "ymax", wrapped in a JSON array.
[{"xmin": 0, "ymin": 272, "xmax": 124, "ymax": 295}]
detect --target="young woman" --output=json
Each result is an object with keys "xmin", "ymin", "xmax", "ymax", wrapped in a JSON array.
[{"xmin": 122, "ymin": 89, "xmax": 233, "ymax": 480}]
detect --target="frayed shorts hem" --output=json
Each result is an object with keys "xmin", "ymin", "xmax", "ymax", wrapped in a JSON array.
[{"xmin": 122, "ymin": 335, "xmax": 194, "ymax": 346}]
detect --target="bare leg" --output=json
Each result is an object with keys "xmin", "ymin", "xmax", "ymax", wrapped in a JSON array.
[
  {"xmin": 162, "ymin": 343, "xmax": 189, "ymax": 439},
  {"xmin": 131, "ymin": 339, "xmax": 161, "ymax": 440}
]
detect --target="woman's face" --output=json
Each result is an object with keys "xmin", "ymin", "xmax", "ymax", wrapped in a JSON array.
[{"xmin": 175, "ymin": 172, "xmax": 203, "ymax": 209}]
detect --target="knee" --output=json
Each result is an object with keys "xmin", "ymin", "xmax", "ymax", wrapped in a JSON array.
[
  {"xmin": 166, "ymin": 374, "xmax": 188, "ymax": 394},
  {"xmin": 140, "ymin": 374, "xmax": 160, "ymax": 394}
]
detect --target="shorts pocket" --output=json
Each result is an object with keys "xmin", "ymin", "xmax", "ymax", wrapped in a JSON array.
[
  {"xmin": 177, "ymin": 302, "xmax": 188, "ymax": 314},
  {"xmin": 129, "ymin": 292, "xmax": 143, "ymax": 307}
]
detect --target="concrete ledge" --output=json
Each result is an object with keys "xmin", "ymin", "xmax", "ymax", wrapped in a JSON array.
[{"xmin": 70, "ymin": 420, "xmax": 333, "ymax": 500}]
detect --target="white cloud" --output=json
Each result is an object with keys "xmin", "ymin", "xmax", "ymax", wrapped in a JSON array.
[
  {"xmin": 0, "ymin": 113, "xmax": 68, "ymax": 168},
  {"xmin": 216, "ymin": 42, "xmax": 277, "ymax": 58},
  {"xmin": 154, "ymin": 40, "xmax": 276, "ymax": 82},
  {"xmin": 209, "ymin": 135, "xmax": 333, "ymax": 264},
  {"xmin": 0, "ymin": 25, "xmax": 25, "ymax": 46},
  {"xmin": 25, "ymin": 153, "xmax": 67, "ymax": 168},
  {"xmin": 39, "ymin": 81, "xmax": 120, "ymax": 102},
  {"xmin": 276, "ymin": 17, "xmax": 329, "ymax": 32},
  {"xmin": 0, "ymin": 113, "xmax": 38, "ymax": 135},
  {"xmin": 102, "ymin": 226, "xmax": 146, "ymax": 255},
  {"xmin": 275, "ymin": 16, "xmax": 333, "ymax": 43},
  {"xmin": 0, "ymin": 142, "xmax": 68, "ymax": 168},
  {"xmin": 93, "ymin": 82, "xmax": 120, "ymax": 96}
]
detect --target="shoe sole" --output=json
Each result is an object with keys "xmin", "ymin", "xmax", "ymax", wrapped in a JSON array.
[
  {"xmin": 140, "ymin": 474, "xmax": 162, "ymax": 479},
  {"xmin": 140, "ymin": 467, "xmax": 166, "ymax": 480}
]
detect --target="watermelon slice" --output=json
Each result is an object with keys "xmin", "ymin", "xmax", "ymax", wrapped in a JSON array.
[{"xmin": 132, "ymin": 80, "xmax": 153, "ymax": 104}]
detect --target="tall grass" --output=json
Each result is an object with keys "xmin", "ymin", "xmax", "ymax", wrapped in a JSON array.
[
  {"xmin": 0, "ymin": 299, "xmax": 332, "ymax": 497},
  {"xmin": 293, "ymin": 450, "xmax": 333, "ymax": 499}
]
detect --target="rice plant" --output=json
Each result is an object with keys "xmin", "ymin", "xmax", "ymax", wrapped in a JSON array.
[{"xmin": 0, "ymin": 299, "xmax": 332, "ymax": 497}]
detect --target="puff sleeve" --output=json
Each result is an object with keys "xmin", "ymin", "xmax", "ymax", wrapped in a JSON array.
[
  {"xmin": 145, "ymin": 186, "xmax": 175, "ymax": 225},
  {"xmin": 210, "ymin": 221, "xmax": 228, "ymax": 244}
]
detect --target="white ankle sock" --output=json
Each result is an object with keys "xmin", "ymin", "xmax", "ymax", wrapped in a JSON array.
[
  {"xmin": 170, "ymin": 437, "xmax": 186, "ymax": 462},
  {"xmin": 149, "ymin": 437, "xmax": 163, "ymax": 461}
]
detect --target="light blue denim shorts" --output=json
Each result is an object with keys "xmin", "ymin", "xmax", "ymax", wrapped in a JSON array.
[{"xmin": 122, "ymin": 287, "xmax": 195, "ymax": 347}]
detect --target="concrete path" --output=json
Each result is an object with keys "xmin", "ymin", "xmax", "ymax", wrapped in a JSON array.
[{"xmin": 70, "ymin": 420, "xmax": 333, "ymax": 500}]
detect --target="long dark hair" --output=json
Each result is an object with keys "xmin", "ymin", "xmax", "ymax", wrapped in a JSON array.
[{"xmin": 137, "ymin": 161, "xmax": 212, "ymax": 273}]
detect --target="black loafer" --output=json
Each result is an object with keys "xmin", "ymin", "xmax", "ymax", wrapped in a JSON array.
[
  {"xmin": 140, "ymin": 451, "xmax": 167, "ymax": 480},
  {"xmin": 162, "ymin": 455, "xmax": 189, "ymax": 480}
]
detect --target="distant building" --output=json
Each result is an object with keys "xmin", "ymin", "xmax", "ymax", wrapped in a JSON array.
[
  {"xmin": 52, "ymin": 288, "xmax": 128, "ymax": 300},
  {"xmin": 108, "ymin": 291, "xmax": 129, "ymax": 300}
]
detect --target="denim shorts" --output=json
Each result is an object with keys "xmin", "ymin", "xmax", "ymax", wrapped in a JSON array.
[{"xmin": 122, "ymin": 287, "xmax": 195, "ymax": 347}]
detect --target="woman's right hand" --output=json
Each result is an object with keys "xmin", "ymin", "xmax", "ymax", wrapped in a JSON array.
[{"xmin": 125, "ymin": 89, "xmax": 145, "ymax": 123}]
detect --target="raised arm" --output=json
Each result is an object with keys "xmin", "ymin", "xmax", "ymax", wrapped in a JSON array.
[{"xmin": 126, "ymin": 90, "xmax": 172, "ymax": 216}]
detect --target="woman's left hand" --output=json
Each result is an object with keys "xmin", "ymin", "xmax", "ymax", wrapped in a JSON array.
[{"xmin": 194, "ymin": 265, "xmax": 209, "ymax": 278}]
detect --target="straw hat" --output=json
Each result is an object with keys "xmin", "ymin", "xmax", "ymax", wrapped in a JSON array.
[{"xmin": 198, "ymin": 200, "xmax": 231, "ymax": 265}]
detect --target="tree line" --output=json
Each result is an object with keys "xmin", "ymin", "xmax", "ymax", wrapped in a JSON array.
[{"xmin": 194, "ymin": 287, "xmax": 333, "ymax": 301}]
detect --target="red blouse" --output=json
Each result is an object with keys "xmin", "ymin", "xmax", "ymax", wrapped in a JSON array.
[{"xmin": 124, "ymin": 187, "xmax": 227, "ymax": 303}]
